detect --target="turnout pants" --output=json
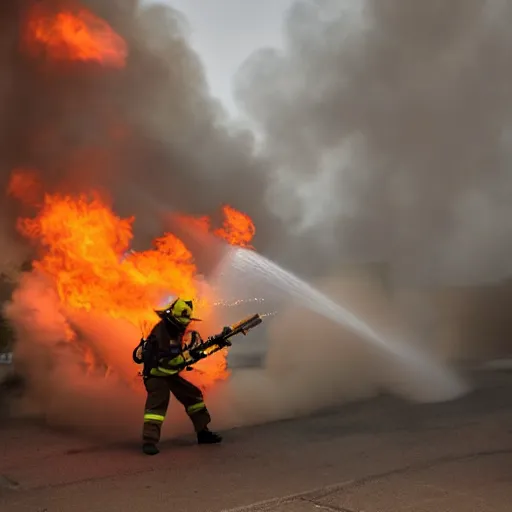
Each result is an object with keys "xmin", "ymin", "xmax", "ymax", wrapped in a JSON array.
[{"xmin": 142, "ymin": 374, "xmax": 211, "ymax": 444}]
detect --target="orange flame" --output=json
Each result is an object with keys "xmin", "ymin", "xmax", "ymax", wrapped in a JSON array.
[
  {"xmin": 16, "ymin": 191, "xmax": 197, "ymax": 327},
  {"xmin": 22, "ymin": 1, "xmax": 128, "ymax": 68},
  {"xmin": 10, "ymin": 171, "xmax": 257, "ymax": 389},
  {"xmin": 176, "ymin": 205, "xmax": 257, "ymax": 249},
  {"xmin": 215, "ymin": 205, "xmax": 256, "ymax": 248}
]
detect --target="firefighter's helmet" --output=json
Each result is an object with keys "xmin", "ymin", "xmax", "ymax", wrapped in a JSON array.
[{"xmin": 155, "ymin": 298, "xmax": 201, "ymax": 326}]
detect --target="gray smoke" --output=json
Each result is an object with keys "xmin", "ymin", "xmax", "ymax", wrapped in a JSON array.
[
  {"xmin": 7, "ymin": 0, "xmax": 512, "ymax": 286},
  {"xmin": 235, "ymin": 0, "xmax": 512, "ymax": 287}
]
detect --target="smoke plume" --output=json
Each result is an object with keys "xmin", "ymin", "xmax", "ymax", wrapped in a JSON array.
[{"xmin": 235, "ymin": 0, "xmax": 512, "ymax": 286}]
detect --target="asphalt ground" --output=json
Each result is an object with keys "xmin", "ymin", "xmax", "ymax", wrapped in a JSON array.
[{"xmin": 1, "ymin": 369, "xmax": 511, "ymax": 512}]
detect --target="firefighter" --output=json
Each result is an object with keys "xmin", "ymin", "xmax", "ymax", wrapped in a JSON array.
[{"xmin": 138, "ymin": 297, "xmax": 222, "ymax": 455}]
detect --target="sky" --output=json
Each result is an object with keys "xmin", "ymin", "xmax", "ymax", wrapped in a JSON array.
[{"xmin": 140, "ymin": 0, "xmax": 293, "ymax": 116}]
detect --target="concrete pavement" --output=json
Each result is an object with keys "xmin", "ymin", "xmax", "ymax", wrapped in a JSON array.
[{"xmin": 1, "ymin": 370, "xmax": 512, "ymax": 511}]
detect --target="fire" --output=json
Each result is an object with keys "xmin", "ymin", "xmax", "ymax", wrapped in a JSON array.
[
  {"xmin": 22, "ymin": 1, "xmax": 127, "ymax": 68},
  {"xmin": 10, "ymin": 173, "xmax": 257, "ymax": 389},
  {"xmin": 16, "ymin": 191, "xmax": 197, "ymax": 328},
  {"xmin": 215, "ymin": 205, "xmax": 256, "ymax": 248},
  {"xmin": 177, "ymin": 205, "xmax": 257, "ymax": 249}
]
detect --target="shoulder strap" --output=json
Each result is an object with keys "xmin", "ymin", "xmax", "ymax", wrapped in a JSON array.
[{"xmin": 132, "ymin": 338, "xmax": 145, "ymax": 364}]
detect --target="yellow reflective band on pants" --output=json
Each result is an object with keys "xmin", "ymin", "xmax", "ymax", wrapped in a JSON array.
[
  {"xmin": 187, "ymin": 401, "xmax": 206, "ymax": 414},
  {"xmin": 144, "ymin": 413, "xmax": 165, "ymax": 423}
]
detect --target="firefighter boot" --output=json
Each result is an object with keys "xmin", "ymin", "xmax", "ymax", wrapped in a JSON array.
[
  {"xmin": 142, "ymin": 443, "xmax": 160, "ymax": 455},
  {"xmin": 197, "ymin": 428, "xmax": 222, "ymax": 444}
]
